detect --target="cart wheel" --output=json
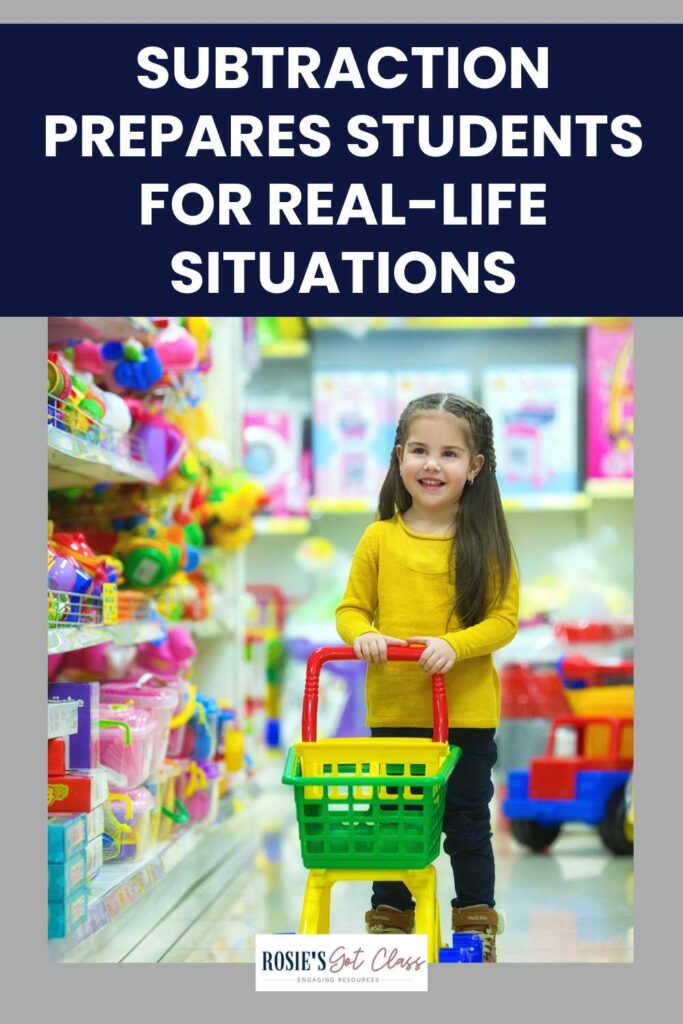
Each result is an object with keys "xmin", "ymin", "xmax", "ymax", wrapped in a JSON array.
[
  {"xmin": 598, "ymin": 785, "xmax": 634, "ymax": 856},
  {"xmin": 510, "ymin": 819, "xmax": 561, "ymax": 852}
]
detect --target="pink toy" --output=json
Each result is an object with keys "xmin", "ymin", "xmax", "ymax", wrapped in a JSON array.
[
  {"xmin": 70, "ymin": 340, "xmax": 105, "ymax": 376},
  {"xmin": 100, "ymin": 677, "xmax": 177, "ymax": 776},
  {"xmin": 179, "ymin": 760, "xmax": 221, "ymax": 824},
  {"xmin": 586, "ymin": 325, "xmax": 634, "ymax": 480},
  {"xmin": 135, "ymin": 627, "xmax": 197, "ymax": 678},
  {"xmin": 99, "ymin": 704, "xmax": 156, "ymax": 791},
  {"xmin": 243, "ymin": 409, "xmax": 310, "ymax": 515},
  {"xmin": 56, "ymin": 642, "xmax": 137, "ymax": 683},
  {"xmin": 154, "ymin": 324, "xmax": 198, "ymax": 373}
]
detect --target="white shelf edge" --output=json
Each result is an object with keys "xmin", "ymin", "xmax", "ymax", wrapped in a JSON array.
[{"xmin": 48, "ymin": 620, "xmax": 164, "ymax": 655}]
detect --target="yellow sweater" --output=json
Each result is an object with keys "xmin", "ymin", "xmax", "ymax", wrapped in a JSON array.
[{"xmin": 335, "ymin": 515, "xmax": 519, "ymax": 729}]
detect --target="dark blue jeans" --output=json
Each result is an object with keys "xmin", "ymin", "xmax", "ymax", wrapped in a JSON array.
[{"xmin": 370, "ymin": 727, "xmax": 497, "ymax": 911}]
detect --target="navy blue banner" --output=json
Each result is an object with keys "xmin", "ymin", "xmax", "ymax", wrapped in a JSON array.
[{"xmin": 0, "ymin": 24, "xmax": 681, "ymax": 313}]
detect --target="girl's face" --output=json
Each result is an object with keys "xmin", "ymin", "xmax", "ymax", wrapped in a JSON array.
[{"xmin": 396, "ymin": 412, "xmax": 484, "ymax": 514}]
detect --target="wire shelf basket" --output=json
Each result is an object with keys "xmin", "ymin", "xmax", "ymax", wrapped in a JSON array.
[
  {"xmin": 48, "ymin": 394, "xmax": 147, "ymax": 461},
  {"xmin": 47, "ymin": 588, "xmax": 157, "ymax": 627},
  {"xmin": 48, "ymin": 589, "xmax": 104, "ymax": 627}
]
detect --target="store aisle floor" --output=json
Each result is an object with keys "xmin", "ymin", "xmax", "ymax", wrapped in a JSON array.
[{"xmin": 120, "ymin": 780, "xmax": 634, "ymax": 965}]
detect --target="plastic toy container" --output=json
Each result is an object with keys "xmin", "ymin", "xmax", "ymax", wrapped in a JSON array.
[
  {"xmin": 99, "ymin": 704, "xmax": 156, "ymax": 791},
  {"xmin": 283, "ymin": 646, "xmax": 460, "ymax": 870},
  {"xmin": 100, "ymin": 678, "xmax": 177, "ymax": 775},
  {"xmin": 192, "ymin": 695, "xmax": 220, "ymax": 761},
  {"xmin": 165, "ymin": 681, "xmax": 197, "ymax": 758},
  {"xmin": 179, "ymin": 760, "xmax": 221, "ymax": 825},
  {"xmin": 108, "ymin": 787, "xmax": 156, "ymax": 860},
  {"xmin": 146, "ymin": 761, "xmax": 188, "ymax": 841}
]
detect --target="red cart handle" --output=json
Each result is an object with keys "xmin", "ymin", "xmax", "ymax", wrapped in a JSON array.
[{"xmin": 303, "ymin": 645, "xmax": 448, "ymax": 744}]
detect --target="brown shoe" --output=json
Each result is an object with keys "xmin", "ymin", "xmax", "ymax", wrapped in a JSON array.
[
  {"xmin": 451, "ymin": 905, "xmax": 505, "ymax": 963},
  {"xmin": 365, "ymin": 905, "xmax": 415, "ymax": 934}
]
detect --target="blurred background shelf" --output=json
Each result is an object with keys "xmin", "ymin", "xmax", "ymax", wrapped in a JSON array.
[
  {"xmin": 585, "ymin": 478, "xmax": 633, "ymax": 499},
  {"xmin": 258, "ymin": 340, "xmax": 310, "ymax": 359},
  {"xmin": 48, "ymin": 425, "xmax": 158, "ymax": 489},
  {"xmin": 254, "ymin": 516, "xmax": 311, "ymax": 535}
]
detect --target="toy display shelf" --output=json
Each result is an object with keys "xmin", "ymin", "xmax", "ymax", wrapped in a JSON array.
[
  {"xmin": 254, "ymin": 515, "xmax": 311, "ymax": 535},
  {"xmin": 309, "ymin": 494, "xmax": 594, "ymax": 514},
  {"xmin": 48, "ymin": 591, "xmax": 163, "ymax": 654},
  {"xmin": 307, "ymin": 317, "xmax": 605, "ymax": 332},
  {"xmin": 50, "ymin": 792, "xmax": 261, "ymax": 963},
  {"xmin": 182, "ymin": 617, "xmax": 235, "ymax": 639},
  {"xmin": 48, "ymin": 619, "xmax": 164, "ymax": 655},
  {"xmin": 258, "ymin": 339, "xmax": 310, "ymax": 359},
  {"xmin": 48, "ymin": 316, "xmax": 155, "ymax": 344},
  {"xmin": 48, "ymin": 403, "xmax": 158, "ymax": 490},
  {"xmin": 585, "ymin": 478, "xmax": 634, "ymax": 499}
]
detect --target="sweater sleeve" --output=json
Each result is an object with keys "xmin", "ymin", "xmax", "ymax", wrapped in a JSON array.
[
  {"xmin": 335, "ymin": 527, "xmax": 381, "ymax": 645},
  {"xmin": 440, "ymin": 559, "xmax": 519, "ymax": 661}
]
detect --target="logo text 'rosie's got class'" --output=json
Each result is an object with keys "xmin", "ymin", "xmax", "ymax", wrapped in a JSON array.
[{"xmin": 255, "ymin": 935, "xmax": 429, "ymax": 991}]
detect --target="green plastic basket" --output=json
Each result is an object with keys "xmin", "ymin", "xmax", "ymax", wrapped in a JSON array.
[{"xmin": 283, "ymin": 738, "xmax": 461, "ymax": 869}]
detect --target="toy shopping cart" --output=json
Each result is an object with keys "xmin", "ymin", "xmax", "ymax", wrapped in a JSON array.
[{"xmin": 282, "ymin": 645, "xmax": 461, "ymax": 961}]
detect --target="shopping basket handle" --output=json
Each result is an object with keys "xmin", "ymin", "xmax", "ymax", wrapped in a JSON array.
[{"xmin": 303, "ymin": 645, "xmax": 448, "ymax": 744}]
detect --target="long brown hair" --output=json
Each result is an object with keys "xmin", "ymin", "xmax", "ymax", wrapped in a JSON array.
[{"xmin": 377, "ymin": 393, "xmax": 514, "ymax": 628}]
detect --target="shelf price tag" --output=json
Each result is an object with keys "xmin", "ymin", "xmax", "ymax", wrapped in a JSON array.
[{"xmin": 102, "ymin": 583, "xmax": 118, "ymax": 625}]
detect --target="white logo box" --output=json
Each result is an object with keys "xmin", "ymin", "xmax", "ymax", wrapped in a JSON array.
[{"xmin": 255, "ymin": 934, "xmax": 428, "ymax": 992}]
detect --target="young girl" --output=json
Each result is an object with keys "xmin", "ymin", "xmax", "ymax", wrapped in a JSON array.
[{"xmin": 335, "ymin": 393, "xmax": 519, "ymax": 963}]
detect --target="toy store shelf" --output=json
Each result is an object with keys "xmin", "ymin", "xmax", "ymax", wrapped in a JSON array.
[
  {"xmin": 501, "ymin": 493, "xmax": 593, "ymax": 512},
  {"xmin": 308, "ymin": 317, "xmax": 601, "ymax": 332},
  {"xmin": 48, "ymin": 316, "xmax": 155, "ymax": 345},
  {"xmin": 51, "ymin": 794, "xmax": 261, "ymax": 963},
  {"xmin": 254, "ymin": 515, "xmax": 312, "ymax": 535},
  {"xmin": 48, "ymin": 619, "xmax": 164, "ymax": 655},
  {"xmin": 309, "ymin": 498, "xmax": 375, "ymax": 515},
  {"xmin": 48, "ymin": 425, "xmax": 159, "ymax": 490},
  {"xmin": 182, "ymin": 617, "xmax": 235, "ymax": 639},
  {"xmin": 258, "ymin": 339, "xmax": 310, "ymax": 358},
  {"xmin": 585, "ymin": 478, "xmax": 634, "ymax": 499},
  {"xmin": 309, "ymin": 495, "xmax": 593, "ymax": 515}
]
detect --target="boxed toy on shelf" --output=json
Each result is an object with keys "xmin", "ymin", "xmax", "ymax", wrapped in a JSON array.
[
  {"xmin": 313, "ymin": 370, "xmax": 394, "ymax": 502},
  {"xmin": 243, "ymin": 408, "xmax": 311, "ymax": 516},
  {"xmin": 482, "ymin": 364, "xmax": 579, "ymax": 495},
  {"xmin": 586, "ymin": 324, "xmax": 634, "ymax": 481}
]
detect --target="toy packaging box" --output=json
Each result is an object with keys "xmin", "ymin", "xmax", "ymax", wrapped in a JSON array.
[
  {"xmin": 86, "ymin": 835, "xmax": 103, "ymax": 879},
  {"xmin": 47, "ymin": 698, "xmax": 79, "ymax": 740},
  {"xmin": 48, "ymin": 887, "xmax": 88, "ymax": 940},
  {"xmin": 47, "ymin": 682, "xmax": 100, "ymax": 770},
  {"xmin": 482, "ymin": 365, "xmax": 579, "ymax": 495},
  {"xmin": 313, "ymin": 371, "xmax": 394, "ymax": 502},
  {"xmin": 48, "ymin": 766, "xmax": 108, "ymax": 813},
  {"xmin": 48, "ymin": 848, "xmax": 87, "ymax": 901},
  {"xmin": 394, "ymin": 370, "xmax": 473, "ymax": 418},
  {"xmin": 586, "ymin": 324, "xmax": 634, "ymax": 480},
  {"xmin": 48, "ymin": 813, "xmax": 87, "ymax": 863},
  {"xmin": 243, "ymin": 408, "xmax": 311, "ymax": 516}
]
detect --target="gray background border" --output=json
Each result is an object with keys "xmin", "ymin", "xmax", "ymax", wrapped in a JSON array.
[{"xmin": 4, "ymin": 0, "xmax": 679, "ymax": 1020}]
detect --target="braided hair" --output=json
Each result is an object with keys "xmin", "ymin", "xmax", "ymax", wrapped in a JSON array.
[{"xmin": 377, "ymin": 393, "xmax": 514, "ymax": 628}]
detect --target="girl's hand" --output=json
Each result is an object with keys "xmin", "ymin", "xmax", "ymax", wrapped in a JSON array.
[
  {"xmin": 353, "ymin": 633, "xmax": 407, "ymax": 664},
  {"xmin": 407, "ymin": 636, "xmax": 457, "ymax": 675}
]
